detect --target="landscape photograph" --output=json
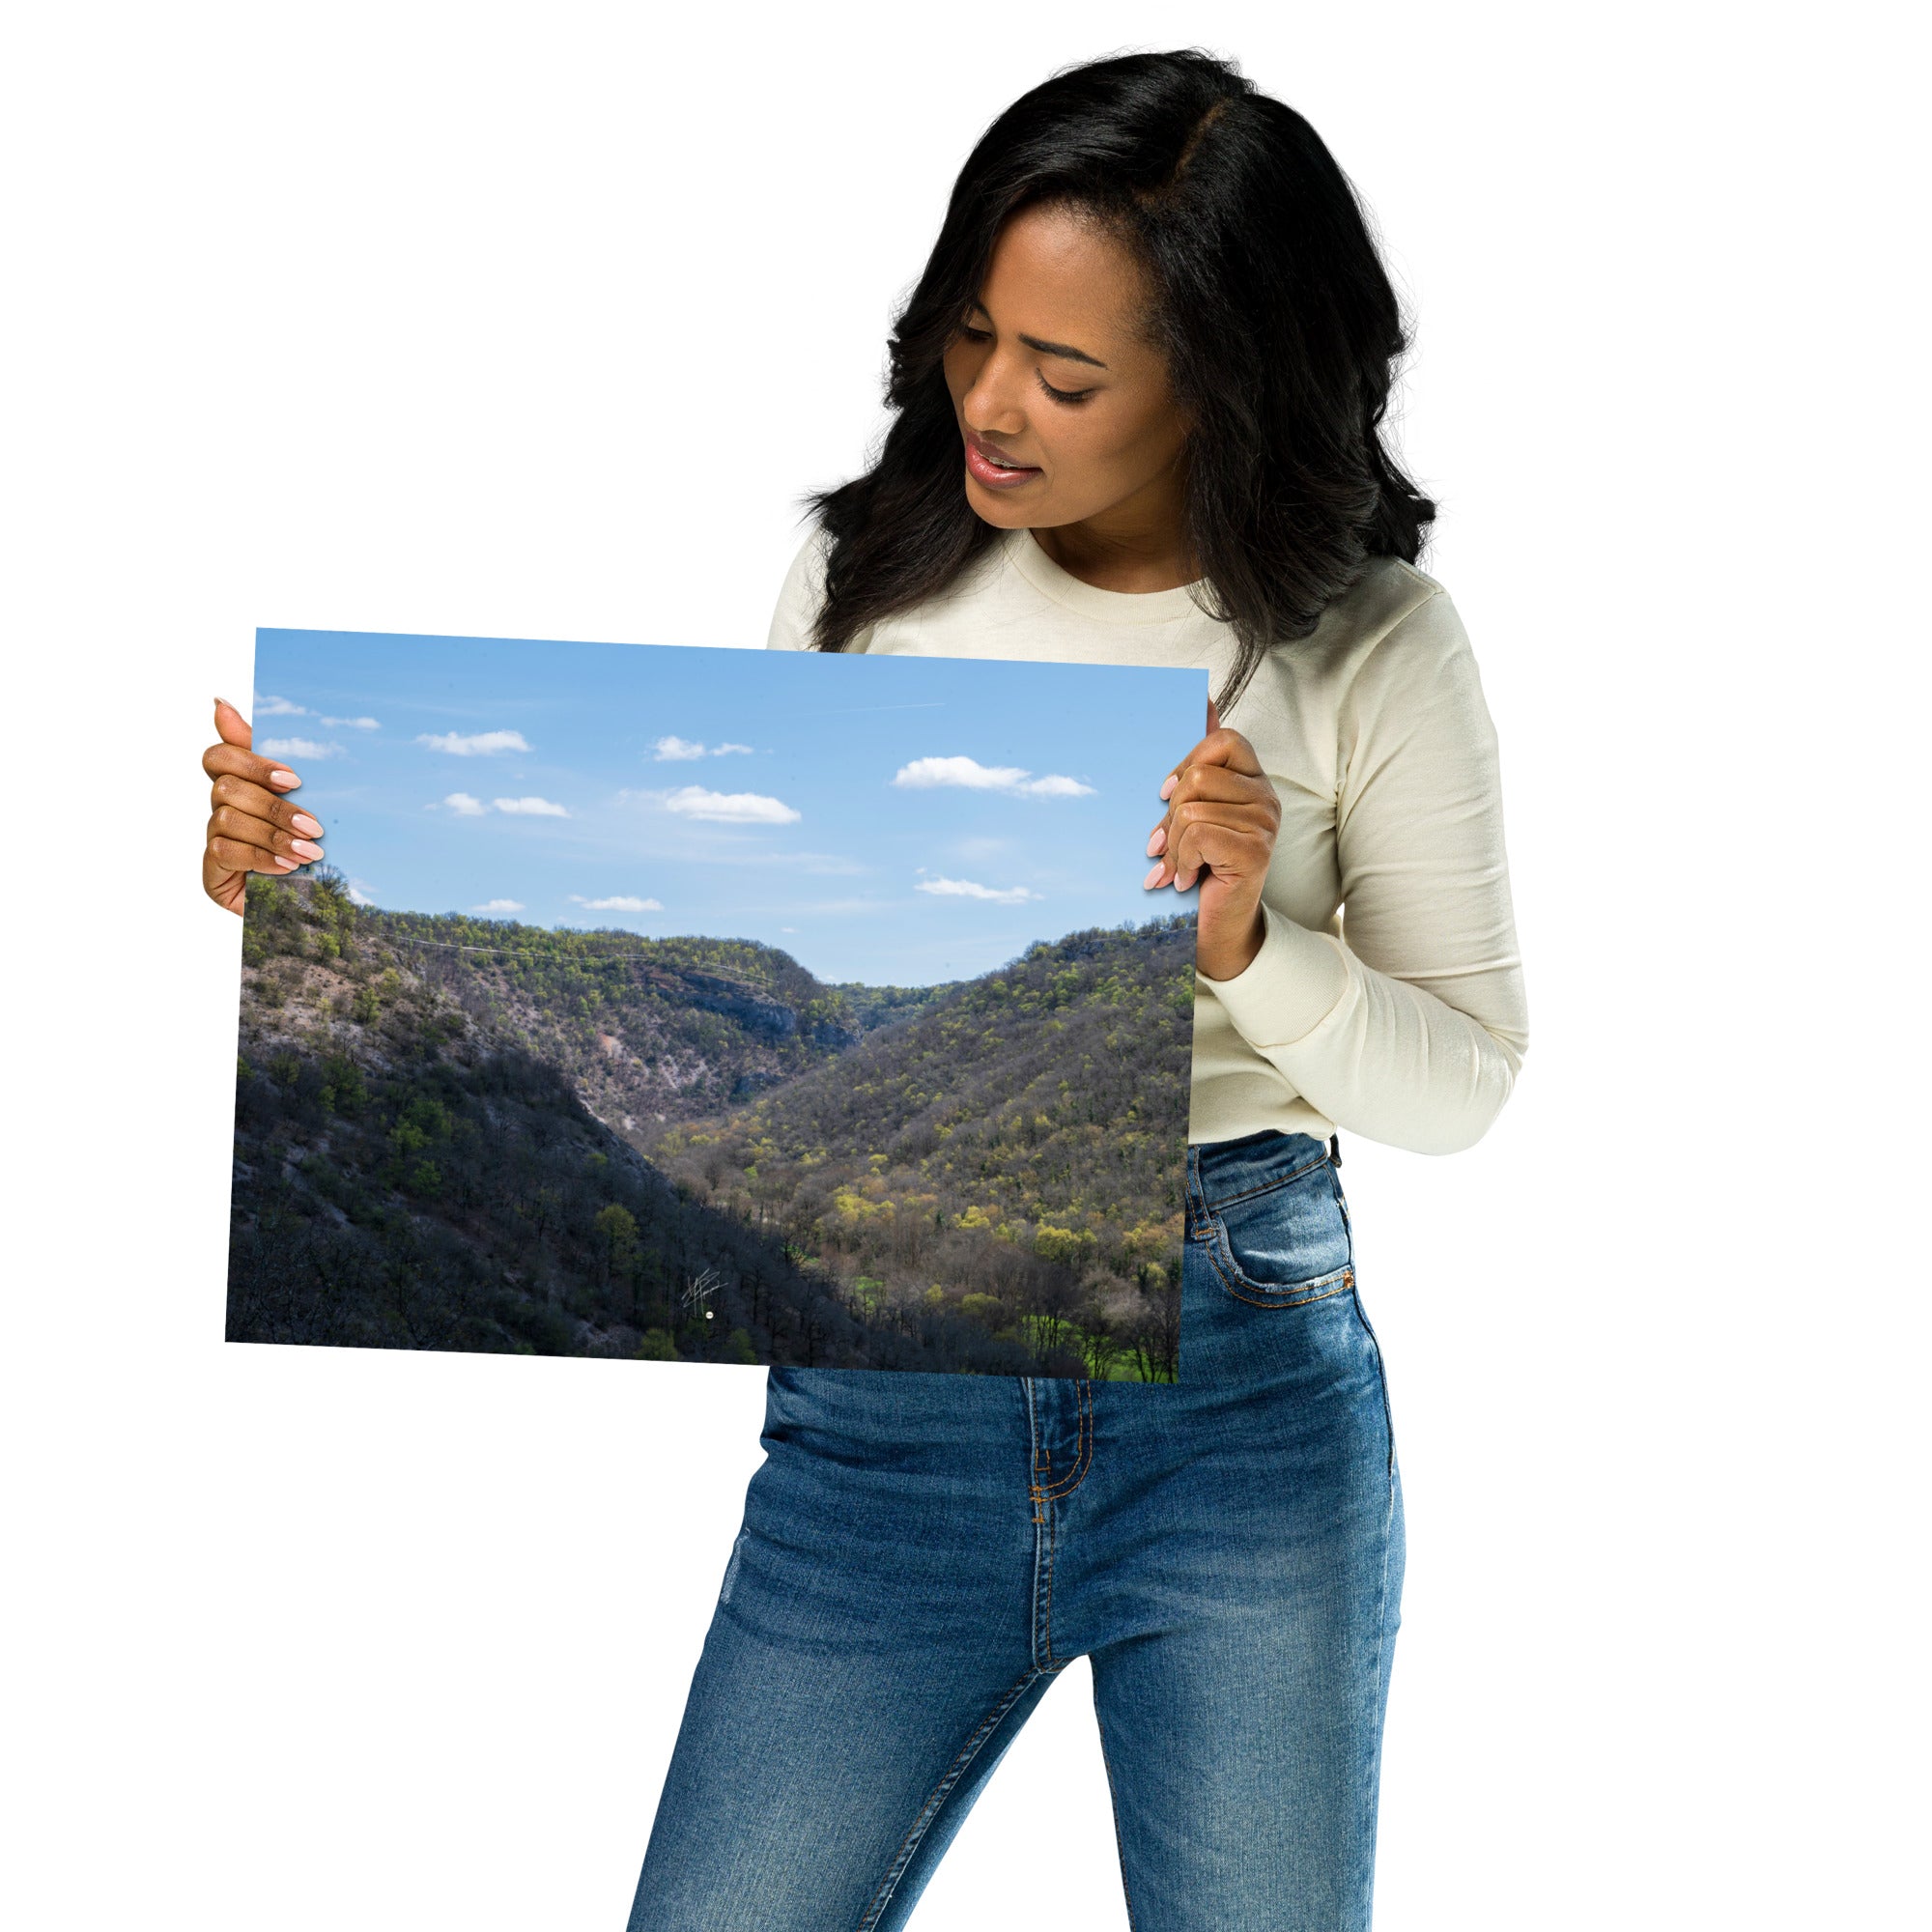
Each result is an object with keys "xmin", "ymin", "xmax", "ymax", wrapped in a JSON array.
[{"xmin": 228, "ymin": 627, "xmax": 1207, "ymax": 1378}]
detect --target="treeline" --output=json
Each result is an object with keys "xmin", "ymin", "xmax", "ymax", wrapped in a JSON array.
[
  {"xmin": 243, "ymin": 878, "xmax": 957, "ymax": 1136},
  {"xmin": 647, "ymin": 920, "xmax": 1196, "ymax": 1381},
  {"xmin": 230, "ymin": 870, "xmax": 1084, "ymax": 1372}
]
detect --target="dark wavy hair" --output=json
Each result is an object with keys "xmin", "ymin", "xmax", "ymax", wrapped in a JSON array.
[{"xmin": 803, "ymin": 47, "xmax": 1435, "ymax": 712}]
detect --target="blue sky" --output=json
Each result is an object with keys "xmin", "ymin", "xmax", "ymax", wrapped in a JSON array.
[{"xmin": 252, "ymin": 629, "xmax": 1208, "ymax": 985}]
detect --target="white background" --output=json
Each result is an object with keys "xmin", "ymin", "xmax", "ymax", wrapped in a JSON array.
[{"xmin": 3, "ymin": 4, "xmax": 1924, "ymax": 1927}]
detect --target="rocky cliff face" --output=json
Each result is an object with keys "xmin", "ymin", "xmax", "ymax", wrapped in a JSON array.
[{"xmin": 329, "ymin": 902, "xmax": 957, "ymax": 1148}]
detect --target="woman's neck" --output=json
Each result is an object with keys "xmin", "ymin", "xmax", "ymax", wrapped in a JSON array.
[
  {"xmin": 1025, "ymin": 460, "xmax": 1199, "ymax": 592},
  {"xmin": 1027, "ymin": 518, "xmax": 1201, "ymax": 593}
]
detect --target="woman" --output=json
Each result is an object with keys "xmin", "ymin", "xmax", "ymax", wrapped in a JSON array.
[{"xmin": 200, "ymin": 48, "xmax": 1527, "ymax": 1932}]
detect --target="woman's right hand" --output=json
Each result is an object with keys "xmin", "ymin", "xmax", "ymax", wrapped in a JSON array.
[{"xmin": 201, "ymin": 697, "xmax": 327, "ymax": 915}]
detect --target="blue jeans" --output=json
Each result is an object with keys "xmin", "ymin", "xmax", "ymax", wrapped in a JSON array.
[{"xmin": 626, "ymin": 1130, "xmax": 1405, "ymax": 1930}]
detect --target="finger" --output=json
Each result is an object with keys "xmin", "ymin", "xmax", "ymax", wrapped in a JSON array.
[
  {"xmin": 1207, "ymin": 696, "xmax": 1222, "ymax": 735},
  {"xmin": 1160, "ymin": 724, "xmax": 1264, "ymax": 797},
  {"xmin": 1150, "ymin": 808, "xmax": 1273, "ymax": 889},
  {"xmin": 1171, "ymin": 810, "xmax": 1261, "ymax": 868},
  {"xmin": 203, "ymin": 739, "xmax": 301, "ymax": 792},
  {"xmin": 1170, "ymin": 817, "xmax": 1273, "ymax": 892},
  {"xmin": 209, "ymin": 804, "xmax": 325, "ymax": 865},
  {"xmin": 207, "ymin": 833, "xmax": 304, "ymax": 877},
  {"xmin": 203, "ymin": 853, "xmax": 249, "ymax": 916},
  {"xmin": 209, "ymin": 772, "xmax": 324, "ymax": 838},
  {"xmin": 1146, "ymin": 787, "xmax": 1271, "ymax": 862},
  {"xmin": 1164, "ymin": 763, "xmax": 1276, "ymax": 810},
  {"xmin": 1148, "ymin": 769, "xmax": 1276, "ymax": 863},
  {"xmin": 213, "ymin": 696, "xmax": 253, "ymax": 753}
]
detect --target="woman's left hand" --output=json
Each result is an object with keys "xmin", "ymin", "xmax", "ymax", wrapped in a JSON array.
[{"xmin": 1144, "ymin": 698, "xmax": 1280, "ymax": 980}]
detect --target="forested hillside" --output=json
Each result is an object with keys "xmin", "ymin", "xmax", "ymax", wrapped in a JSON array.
[
  {"xmin": 299, "ymin": 900, "xmax": 953, "ymax": 1135},
  {"xmin": 648, "ymin": 922, "xmax": 1196, "ymax": 1380},
  {"xmin": 228, "ymin": 867, "xmax": 1193, "ymax": 1378}
]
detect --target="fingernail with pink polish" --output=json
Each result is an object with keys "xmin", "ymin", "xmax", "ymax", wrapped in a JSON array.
[
  {"xmin": 1146, "ymin": 827, "xmax": 1167, "ymax": 857},
  {"xmin": 291, "ymin": 813, "xmax": 322, "ymax": 837},
  {"xmin": 291, "ymin": 839, "xmax": 324, "ymax": 861},
  {"xmin": 1159, "ymin": 776, "xmax": 1178, "ymax": 800},
  {"xmin": 273, "ymin": 855, "xmax": 299, "ymax": 870},
  {"xmin": 269, "ymin": 770, "xmax": 298, "ymax": 788},
  {"xmin": 1143, "ymin": 863, "xmax": 1165, "ymax": 889}
]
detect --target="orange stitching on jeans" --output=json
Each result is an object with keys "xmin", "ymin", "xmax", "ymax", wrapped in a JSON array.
[
  {"xmin": 1031, "ymin": 1385, "xmax": 1094, "ymax": 1668},
  {"xmin": 1203, "ymin": 1236, "xmax": 1355, "ymax": 1309},
  {"xmin": 1216, "ymin": 1272, "xmax": 1355, "ymax": 1312},
  {"xmin": 1026, "ymin": 1380, "xmax": 1093, "ymax": 1497},
  {"xmin": 1022, "ymin": 1378, "xmax": 1093, "ymax": 1677},
  {"xmin": 1039, "ymin": 1378, "xmax": 1094, "ymax": 1499},
  {"xmin": 1039, "ymin": 1492, "xmax": 1060, "ymax": 1667}
]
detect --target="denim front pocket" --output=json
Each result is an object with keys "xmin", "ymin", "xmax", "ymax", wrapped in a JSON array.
[{"xmin": 1201, "ymin": 1151, "xmax": 1355, "ymax": 1308}]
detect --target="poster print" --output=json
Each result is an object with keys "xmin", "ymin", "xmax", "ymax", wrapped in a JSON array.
[{"xmin": 227, "ymin": 628, "xmax": 1206, "ymax": 1378}]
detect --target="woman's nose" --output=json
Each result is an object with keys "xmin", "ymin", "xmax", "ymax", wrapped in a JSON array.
[{"xmin": 961, "ymin": 358, "xmax": 1028, "ymax": 436}]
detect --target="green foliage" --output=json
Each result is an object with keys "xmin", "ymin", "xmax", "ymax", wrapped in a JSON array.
[
  {"xmin": 319, "ymin": 1055, "xmax": 367, "ymax": 1116},
  {"xmin": 595, "ymin": 1202, "xmax": 639, "ymax": 1247},
  {"xmin": 644, "ymin": 921, "xmax": 1194, "ymax": 1377},
  {"xmin": 399, "ymin": 1094, "xmax": 453, "ymax": 1141},
  {"xmin": 1034, "ymin": 1225, "xmax": 1098, "ymax": 1269},
  {"xmin": 228, "ymin": 870, "xmax": 1189, "ymax": 1378}
]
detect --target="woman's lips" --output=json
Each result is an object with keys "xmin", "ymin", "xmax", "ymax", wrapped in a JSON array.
[{"xmin": 963, "ymin": 433, "xmax": 1042, "ymax": 489}]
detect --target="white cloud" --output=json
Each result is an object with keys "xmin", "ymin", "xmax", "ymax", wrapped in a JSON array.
[
  {"xmin": 917, "ymin": 875, "xmax": 1042, "ymax": 904},
  {"xmin": 346, "ymin": 879, "xmax": 377, "ymax": 907},
  {"xmin": 257, "ymin": 737, "xmax": 340, "ymax": 759},
  {"xmin": 471, "ymin": 899, "xmax": 526, "ymax": 915},
  {"xmin": 320, "ymin": 715, "xmax": 380, "ymax": 730},
  {"xmin": 570, "ymin": 894, "xmax": 664, "ymax": 912},
  {"xmin": 494, "ymin": 796, "xmax": 570, "ymax": 817},
  {"xmin": 653, "ymin": 735, "xmax": 756, "ymax": 761},
  {"xmin": 254, "ymin": 694, "xmax": 306, "ymax": 717},
  {"xmin": 1009, "ymin": 773, "xmax": 1094, "ymax": 798},
  {"xmin": 416, "ymin": 729, "xmax": 530, "ymax": 756},
  {"xmin": 892, "ymin": 755, "xmax": 1094, "ymax": 799},
  {"xmin": 895, "ymin": 755, "xmax": 1026, "ymax": 791},
  {"xmin": 663, "ymin": 785, "xmax": 800, "ymax": 825},
  {"xmin": 440, "ymin": 792, "xmax": 487, "ymax": 816}
]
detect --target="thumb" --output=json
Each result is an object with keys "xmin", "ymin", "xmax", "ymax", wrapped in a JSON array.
[
  {"xmin": 1206, "ymin": 695, "xmax": 1222, "ymax": 735},
  {"xmin": 213, "ymin": 696, "xmax": 252, "ymax": 753}
]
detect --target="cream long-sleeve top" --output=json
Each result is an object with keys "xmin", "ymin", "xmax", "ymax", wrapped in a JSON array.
[{"xmin": 766, "ymin": 523, "xmax": 1529, "ymax": 1156}]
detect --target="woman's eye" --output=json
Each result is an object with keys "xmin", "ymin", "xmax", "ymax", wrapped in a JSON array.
[
  {"xmin": 958, "ymin": 325, "xmax": 991, "ymax": 343},
  {"xmin": 1037, "ymin": 373, "xmax": 1094, "ymax": 406}
]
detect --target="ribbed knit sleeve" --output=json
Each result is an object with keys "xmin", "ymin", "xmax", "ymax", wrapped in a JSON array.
[{"xmin": 1195, "ymin": 588, "xmax": 1530, "ymax": 1154}]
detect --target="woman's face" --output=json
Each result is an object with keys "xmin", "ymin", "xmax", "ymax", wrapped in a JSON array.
[{"xmin": 940, "ymin": 202, "xmax": 1190, "ymax": 539}]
